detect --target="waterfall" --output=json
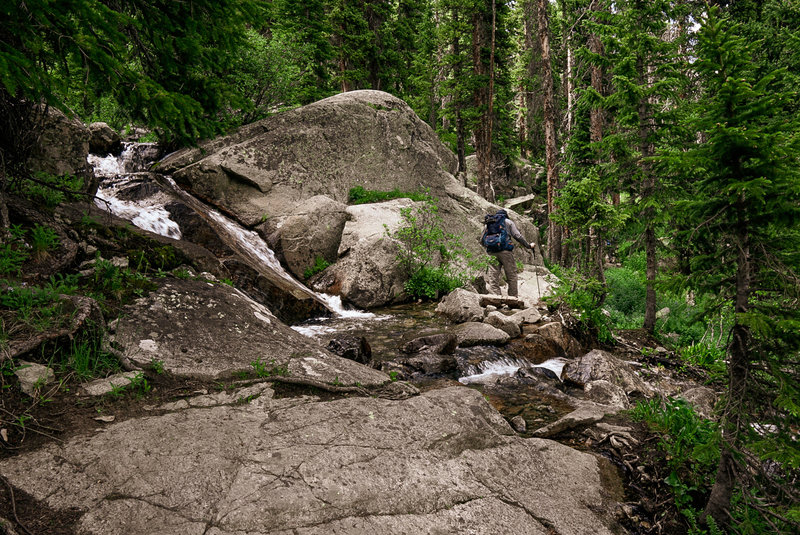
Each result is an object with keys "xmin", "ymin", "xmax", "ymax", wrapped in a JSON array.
[
  {"xmin": 459, "ymin": 356, "xmax": 567, "ymax": 384},
  {"xmin": 86, "ymin": 143, "xmax": 371, "ymax": 318},
  {"xmin": 89, "ymin": 144, "xmax": 182, "ymax": 239}
]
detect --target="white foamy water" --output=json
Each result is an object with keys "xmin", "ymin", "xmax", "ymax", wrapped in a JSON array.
[
  {"xmin": 459, "ymin": 359, "xmax": 524, "ymax": 384},
  {"xmin": 89, "ymin": 149, "xmax": 182, "ymax": 239},
  {"xmin": 94, "ymin": 175, "xmax": 182, "ymax": 239},
  {"xmin": 318, "ymin": 294, "xmax": 378, "ymax": 319},
  {"xmin": 459, "ymin": 356, "xmax": 568, "ymax": 384}
]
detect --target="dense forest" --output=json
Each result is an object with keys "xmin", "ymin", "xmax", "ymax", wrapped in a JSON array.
[{"xmin": 1, "ymin": 1, "xmax": 799, "ymax": 533}]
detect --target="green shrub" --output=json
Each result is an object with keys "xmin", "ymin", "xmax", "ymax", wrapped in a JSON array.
[
  {"xmin": 0, "ymin": 242, "xmax": 29, "ymax": 275},
  {"xmin": 387, "ymin": 198, "xmax": 473, "ymax": 301},
  {"xmin": 545, "ymin": 266, "xmax": 615, "ymax": 344},
  {"xmin": 631, "ymin": 398, "xmax": 720, "ymax": 522},
  {"xmin": 303, "ymin": 256, "xmax": 331, "ymax": 279},
  {"xmin": 30, "ymin": 224, "xmax": 60, "ymax": 255},
  {"xmin": 605, "ymin": 266, "xmax": 646, "ymax": 317},
  {"xmin": 404, "ymin": 266, "xmax": 465, "ymax": 300},
  {"xmin": 348, "ymin": 186, "xmax": 431, "ymax": 205}
]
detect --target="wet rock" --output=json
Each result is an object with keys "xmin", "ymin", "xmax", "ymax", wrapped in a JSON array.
[
  {"xmin": 435, "ymin": 288, "xmax": 484, "ymax": 323},
  {"xmin": 532, "ymin": 402, "xmax": 613, "ymax": 438},
  {"xmin": 454, "ymin": 322, "xmax": 511, "ymax": 347},
  {"xmin": 401, "ymin": 352, "xmax": 458, "ymax": 375},
  {"xmin": 484, "ymin": 310, "xmax": 522, "ymax": 338},
  {"xmin": 527, "ymin": 321, "xmax": 583, "ymax": 359},
  {"xmin": 511, "ymin": 415, "xmax": 527, "ymax": 433},
  {"xmin": 401, "ymin": 333, "xmax": 458, "ymax": 355},
  {"xmin": 112, "ymin": 277, "xmax": 387, "ymax": 386},
  {"xmin": 327, "ymin": 336, "xmax": 372, "ymax": 365},
  {"xmin": 277, "ymin": 195, "xmax": 348, "ymax": 280},
  {"xmin": 0, "ymin": 387, "xmax": 620, "ymax": 535},
  {"xmin": 584, "ymin": 380, "xmax": 630, "ymax": 410},
  {"xmin": 564, "ymin": 349, "xmax": 654, "ymax": 398},
  {"xmin": 14, "ymin": 361, "xmax": 55, "ymax": 396},
  {"xmin": 88, "ymin": 122, "xmax": 122, "ymax": 156}
]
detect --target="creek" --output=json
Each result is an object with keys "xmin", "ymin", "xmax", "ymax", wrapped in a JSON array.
[{"xmin": 87, "ymin": 144, "xmax": 578, "ymax": 430}]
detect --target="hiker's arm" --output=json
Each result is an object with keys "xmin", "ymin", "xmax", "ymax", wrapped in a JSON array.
[{"xmin": 507, "ymin": 220, "xmax": 533, "ymax": 249}]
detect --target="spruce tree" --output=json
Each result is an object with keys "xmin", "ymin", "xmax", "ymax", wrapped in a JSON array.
[{"xmin": 674, "ymin": 10, "xmax": 800, "ymax": 531}]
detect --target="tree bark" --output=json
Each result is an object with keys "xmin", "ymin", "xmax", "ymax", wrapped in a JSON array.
[
  {"xmin": 452, "ymin": 9, "xmax": 466, "ymax": 175},
  {"xmin": 473, "ymin": 2, "xmax": 494, "ymax": 201},
  {"xmin": 639, "ymin": 57, "xmax": 657, "ymax": 333},
  {"xmin": 537, "ymin": 0, "xmax": 561, "ymax": 263},
  {"xmin": 705, "ymin": 203, "xmax": 751, "ymax": 527}
]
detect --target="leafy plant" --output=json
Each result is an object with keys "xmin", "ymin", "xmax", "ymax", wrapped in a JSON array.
[
  {"xmin": 631, "ymin": 398, "xmax": 720, "ymax": 522},
  {"xmin": 386, "ymin": 198, "xmax": 471, "ymax": 301},
  {"xmin": 303, "ymin": 256, "xmax": 331, "ymax": 279},
  {"xmin": 30, "ymin": 224, "xmax": 60, "ymax": 255},
  {"xmin": 250, "ymin": 357, "xmax": 289, "ymax": 378},
  {"xmin": 348, "ymin": 186, "xmax": 431, "ymax": 205},
  {"xmin": 0, "ymin": 242, "xmax": 29, "ymax": 275},
  {"xmin": 544, "ymin": 266, "xmax": 614, "ymax": 344},
  {"xmin": 65, "ymin": 338, "xmax": 120, "ymax": 380}
]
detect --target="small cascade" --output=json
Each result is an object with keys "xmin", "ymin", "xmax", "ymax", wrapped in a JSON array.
[
  {"xmin": 89, "ymin": 143, "xmax": 181, "ymax": 239},
  {"xmin": 158, "ymin": 176, "xmax": 309, "ymax": 297},
  {"xmin": 86, "ymin": 144, "xmax": 375, "ymax": 318},
  {"xmin": 459, "ymin": 356, "xmax": 568, "ymax": 384}
]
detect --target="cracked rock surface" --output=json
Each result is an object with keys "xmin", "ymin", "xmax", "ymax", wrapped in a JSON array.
[
  {"xmin": 0, "ymin": 387, "xmax": 617, "ymax": 535},
  {"xmin": 112, "ymin": 277, "xmax": 388, "ymax": 386}
]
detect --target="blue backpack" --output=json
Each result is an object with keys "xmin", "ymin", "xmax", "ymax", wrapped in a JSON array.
[{"xmin": 482, "ymin": 213, "xmax": 513, "ymax": 253}]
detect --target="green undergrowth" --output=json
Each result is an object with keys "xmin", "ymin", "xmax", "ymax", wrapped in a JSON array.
[
  {"xmin": 348, "ymin": 185, "xmax": 431, "ymax": 205},
  {"xmin": 631, "ymin": 398, "xmax": 721, "ymax": 533}
]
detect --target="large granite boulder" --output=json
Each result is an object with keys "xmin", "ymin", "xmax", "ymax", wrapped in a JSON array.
[
  {"xmin": 273, "ymin": 195, "xmax": 349, "ymax": 280},
  {"xmin": 27, "ymin": 107, "xmax": 93, "ymax": 187},
  {"xmin": 160, "ymin": 90, "xmax": 457, "ymax": 227},
  {"xmin": 158, "ymin": 90, "xmax": 544, "ymax": 308},
  {"xmin": 0, "ymin": 386, "xmax": 621, "ymax": 535},
  {"xmin": 564, "ymin": 349, "xmax": 654, "ymax": 399},
  {"xmin": 112, "ymin": 277, "xmax": 387, "ymax": 386}
]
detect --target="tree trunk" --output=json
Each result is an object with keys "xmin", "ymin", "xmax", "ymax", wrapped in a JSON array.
[
  {"xmin": 537, "ymin": 0, "xmax": 560, "ymax": 263},
  {"xmin": 638, "ymin": 47, "xmax": 658, "ymax": 332},
  {"xmin": 705, "ymin": 207, "xmax": 751, "ymax": 527},
  {"xmin": 452, "ymin": 9, "xmax": 466, "ymax": 175},
  {"xmin": 473, "ymin": 2, "xmax": 493, "ymax": 201}
]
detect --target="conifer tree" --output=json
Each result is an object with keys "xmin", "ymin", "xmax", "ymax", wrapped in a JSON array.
[{"xmin": 673, "ymin": 10, "xmax": 800, "ymax": 530}]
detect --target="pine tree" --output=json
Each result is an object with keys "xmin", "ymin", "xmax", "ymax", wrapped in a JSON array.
[{"xmin": 674, "ymin": 10, "xmax": 800, "ymax": 530}]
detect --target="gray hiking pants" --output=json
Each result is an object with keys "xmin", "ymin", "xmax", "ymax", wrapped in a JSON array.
[{"xmin": 488, "ymin": 249, "xmax": 518, "ymax": 297}]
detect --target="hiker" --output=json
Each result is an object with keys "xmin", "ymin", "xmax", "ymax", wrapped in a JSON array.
[{"xmin": 479, "ymin": 209, "xmax": 535, "ymax": 297}]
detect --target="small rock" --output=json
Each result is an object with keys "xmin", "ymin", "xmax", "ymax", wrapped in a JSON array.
[
  {"xmin": 511, "ymin": 415, "xmax": 527, "ymax": 433},
  {"xmin": 14, "ymin": 361, "xmax": 55, "ymax": 396},
  {"xmin": 94, "ymin": 415, "xmax": 116, "ymax": 423},
  {"xmin": 81, "ymin": 372, "xmax": 142, "ymax": 396}
]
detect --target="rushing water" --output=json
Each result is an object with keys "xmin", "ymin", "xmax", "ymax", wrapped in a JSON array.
[
  {"xmin": 89, "ymin": 144, "xmax": 182, "ymax": 239},
  {"xmin": 86, "ymin": 144, "xmax": 575, "ymax": 426}
]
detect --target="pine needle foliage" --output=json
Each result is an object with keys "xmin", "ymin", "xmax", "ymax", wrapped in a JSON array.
[{"xmin": 666, "ymin": 9, "xmax": 800, "ymax": 532}]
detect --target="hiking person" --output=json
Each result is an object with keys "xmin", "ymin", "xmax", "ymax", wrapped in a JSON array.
[{"xmin": 479, "ymin": 209, "xmax": 535, "ymax": 297}]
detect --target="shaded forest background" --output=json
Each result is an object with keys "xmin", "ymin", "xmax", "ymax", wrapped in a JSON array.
[{"xmin": 1, "ymin": 0, "xmax": 799, "ymax": 533}]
